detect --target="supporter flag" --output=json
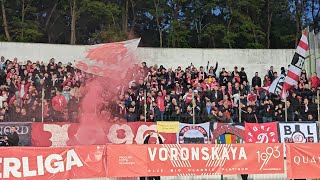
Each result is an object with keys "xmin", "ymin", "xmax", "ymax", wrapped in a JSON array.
[
  {"xmin": 262, "ymin": 31, "xmax": 308, "ymax": 98},
  {"xmin": 177, "ymin": 122, "xmax": 210, "ymax": 144},
  {"xmin": 245, "ymin": 122, "xmax": 279, "ymax": 143},
  {"xmin": 283, "ymin": 31, "xmax": 309, "ymax": 92},
  {"xmin": 261, "ymin": 74, "xmax": 287, "ymax": 99},
  {"xmin": 75, "ymin": 38, "xmax": 141, "ymax": 79},
  {"xmin": 211, "ymin": 123, "xmax": 245, "ymax": 144}
]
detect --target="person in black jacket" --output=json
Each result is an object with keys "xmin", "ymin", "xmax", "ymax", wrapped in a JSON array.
[
  {"xmin": 244, "ymin": 107, "xmax": 257, "ymax": 123},
  {"xmin": 299, "ymin": 98, "xmax": 317, "ymax": 120},
  {"xmin": 140, "ymin": 132, "xmax": 162, "ymax": 180},
  {"xmin": 260, "ymin": 100, "xmax": 274, "ymax": 123},
  {"xmin": 251, "ymin": 72, "xmax": 262, "ymax": 87},
  {"xmin": 239, "ymin": 67, "xmax": 248, "ymax": 84},
  {"xmin": 5, "ymin": 126, "xmax": 19, "ymax": 146}
]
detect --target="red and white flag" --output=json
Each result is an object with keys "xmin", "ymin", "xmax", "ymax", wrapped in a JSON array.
[
  {"xmin": 245, "ymin": 122, "xmax": 279, "ymax": 143},
  {"xmin": 261, "ymin": 31, "xmax": 309, "ymax": 98},
  {"xmin": 283, "ymin": 31, "xmax": 309, "ymax": 92},
  {"xmin": 260, "ymin": 74, "xmax": 287, "ymax": 99},
  {"xmin": 75, "ymin": 38, "xmax": 141, "ymax": 79}
]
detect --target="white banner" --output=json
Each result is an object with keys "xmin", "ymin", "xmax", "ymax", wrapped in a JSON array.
[
  {"xmin": 177, "ymin": 122, "xmax": 210, "ymax": 144},
  {"xmin": 278, "ymin": 122, "xmax": 319, "ymax": 143}
]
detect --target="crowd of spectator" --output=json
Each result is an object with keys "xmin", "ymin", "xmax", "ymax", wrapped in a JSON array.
[
  {"xmin": 115, "ymin": 61, "xmax": 319, "ymax": 123},
  {"xmin": 0, "ymin": 56, "xmax": 318, "ymax": 124}
]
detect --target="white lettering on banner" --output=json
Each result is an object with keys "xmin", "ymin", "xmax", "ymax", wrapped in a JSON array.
[
  {"xmin": 201, "ymin": 148, "xmax": 210, "ymax": 160},
  {"xmin": 148, "ymin": 147, "xmax": 247, "ymax": 161},
  {"xmin": 0, "ymin": 125, "xmax": 30, "ymax": 135},
  {"xmin": 257, "ymin": 133, "xmax": 269, "ymax": 143},
  {"xmin": 0, "ymin": 149, "xmax": 83, "ymax": 178},
  {"xmin": 293, "ymin": 155, "xmax": 320, "ymax": 165},
  {"xmin": 45, "ymin": 154, "xmax": 64, "ymax": 174},
  {"xmin": 3, "ymin": 158, "xmax": 21, "ymax": 178},
  {"xmin": 22, "ymin": 157, "xmax": 37, "ymax": 177},
  {"xmin": 44, "ymin": 124, "xmax": 71, "ymax": 147}
]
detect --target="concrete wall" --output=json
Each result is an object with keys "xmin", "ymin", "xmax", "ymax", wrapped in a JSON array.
[{"xmin": 0, "ymin": 42, "xmax": 295, "ymax": 81}]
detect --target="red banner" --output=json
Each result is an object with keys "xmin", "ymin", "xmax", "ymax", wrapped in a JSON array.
[
  {"xmin": 245, "ymin": 122, "xmax": 279, "ymax": 143},
  {"xmin": 287, "ymin": 143, "xmax": 320, "ymax": 179},
  {"xmin": 31, "ymin": 122, "xmax": 176, "ymax": 147},
  {"xmin": 0, "ymin": 145, "xmax": 105, "ymax": 179},
  {"xmin": 106, "ymin": 143, "xmax": 284, "ymax": 177}
]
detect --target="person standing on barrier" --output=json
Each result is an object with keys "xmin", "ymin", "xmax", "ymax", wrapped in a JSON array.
[{"xmin": 140, "ymin": 131, "xmax": 162, "ymax": 180}]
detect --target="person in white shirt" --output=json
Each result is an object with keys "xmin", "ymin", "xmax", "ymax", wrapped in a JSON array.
[{"xmin": 0, "ymin": 91, "xmax": 7, "ymax": 109}]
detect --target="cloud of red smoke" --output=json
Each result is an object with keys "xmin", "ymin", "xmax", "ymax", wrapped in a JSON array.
[{"xmin": 71, "ymin": 39, "xmax": 140, "ymax": 145}]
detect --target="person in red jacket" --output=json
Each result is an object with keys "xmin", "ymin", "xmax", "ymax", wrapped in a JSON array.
[
  {"xmin": 17, "ymin": 80, "xmax": 30, "ymax": 99},
  {"xmin": 156, "ymin": 90, "xmax": 166, "ymax": 121},
  {"xmin": 52, "ymin": 91, "xmax": 67, "ymax": 121},
  {"xmin": 308, "ymin": 72, "xmax": 319, "ymax": 89}
]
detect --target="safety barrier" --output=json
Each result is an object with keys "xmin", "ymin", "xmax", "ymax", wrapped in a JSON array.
[{"xmin": 2, "ymin": 121, "xmax": 318, "ymax": 146}]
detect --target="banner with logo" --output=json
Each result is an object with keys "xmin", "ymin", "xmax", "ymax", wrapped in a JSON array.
[
  {"xmin": 31, "ymin": 122, "xmax": 176, "ymax": 147},
  {"xmin": 286, "ymin": 143, "xmax": 320, "ymax": 179},
  {"xmin": 177, "ymin": 122, "xmax": 210, "ymax": 144},
  {"xmin": 106, "ymin": 143, "xmax": 284, "ymax": 177},
  {"xmin": 278, "ymin": 122, "xmax": 319, "ymax": 143},
  {"xmin": 245, "ymin": 122, "xmax": 279, "ymax": 143},
  {"xmin": 211, "ymin": 123, "xmax": 245, "ymax": 144},
  {"xmin": 0, "ymin": 122, "xmax": 32, "ymax": 146},
  {"xmin": 0, "ymin": 145, "xmax": 105, "ymax": 179}
]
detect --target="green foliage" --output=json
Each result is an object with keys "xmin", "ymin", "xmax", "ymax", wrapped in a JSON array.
[{"xmin": 0, "ymin": 0, "xmax": 314, "ymax": 48}]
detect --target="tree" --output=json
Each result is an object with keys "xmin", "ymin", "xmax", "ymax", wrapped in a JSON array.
[
  {"xmin": 292, "ymin": 0, "xmax": 307, "ymax": 45},
  {"xmin": 122, "ymin": 0, "xmax": 128, "ymax": 33},
  {"xmin": 149, "ymin": 0, "xmax": 167, "ymax": 47},
  {"xmin": 305, "ymin": 0, "xmax": 320, "ymax": 31},
  {"xmin": 0, "ymin": 0, "xmax": 310, "ymax": 47},
  {"xmin": 1, "ymin": 0, "xmax": 11, "ymax": 41},
  {"xmin": 69, "ymin": 0, "xmax": 78, "ymax": 44}
]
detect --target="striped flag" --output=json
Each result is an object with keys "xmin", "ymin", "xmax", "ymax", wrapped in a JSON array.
[
  {"xmin": 262, "ymin": 74, "xmax": 287, "ymax": 99},
  {"xmin": 283, "ymin": 31, "xmax": 309, "ymax": 92}
]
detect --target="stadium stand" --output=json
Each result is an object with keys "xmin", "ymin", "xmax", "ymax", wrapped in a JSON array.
[{"xmin": 0, "ymin": 57, "xmax": 318, "ymax": 124}]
